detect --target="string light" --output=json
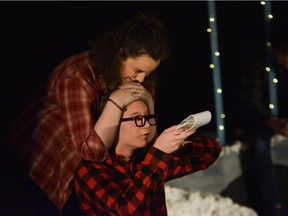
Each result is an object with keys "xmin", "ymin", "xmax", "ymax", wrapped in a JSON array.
[
  {"xmin": 262, "ymin": 0, "xmax": 278, "ymax": 115},
  {"xmin": 207, "ymin": 0, "xmax": 225, "ymax": 145},
  {"xmin": 206, "ymin": 1, "xmax": 277, "ymax": 144},
  {"xmin": 269, "ymin": 104, "xmax": 275, "ymax": 109}
]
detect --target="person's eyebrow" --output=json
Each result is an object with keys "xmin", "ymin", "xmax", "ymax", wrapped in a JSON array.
[
  {"xmin": 127, "ymin": 111, "xmax": 148, "ymax": 117},
  {"xmin": 134, "ymin": 67, "xmax": 144, "ymax": 72}
]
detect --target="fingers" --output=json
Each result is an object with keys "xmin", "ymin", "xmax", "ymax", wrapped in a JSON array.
[
  {"xmin": 182, "ymin": 140, "xmax": 192, "ymax": 145},
  {"xmin": 163, "ymin": 126, "xmax": 195, "ymax": 139},
  {"xmin": 170, "ymin": 128, "xmax": 195, "ymax": 149},
  {"xmin": 118, "ymin": 82, "xmax": 143, "ymax": 91},
  {"xmin": 111, "ymin": 87, "xmax": 146, "ymax": 107},
  {"xmin": 154, "ymin": 126, "xmax": 195, "ymax": 153},
  {"xmin": 118, "ymin": 83, "xmax": 146, "ymax": 98}
]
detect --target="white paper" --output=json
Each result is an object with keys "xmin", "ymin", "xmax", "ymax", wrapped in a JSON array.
[{"xmin": 176, "ymin": 110, "xmax": 212, "ymax": 132}]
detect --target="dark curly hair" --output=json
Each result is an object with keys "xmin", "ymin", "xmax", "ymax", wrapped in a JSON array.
[{"xmin": 88, "ymin": 12, "xmax": 171, "ymax": 92}]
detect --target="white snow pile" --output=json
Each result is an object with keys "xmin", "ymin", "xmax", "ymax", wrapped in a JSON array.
[
  {"xmin": 165, "ymin": 185, "xmax": 258, "ymax": 216},
  {"xmin": 220, "ymin": 134, "xmax": 288, "ymax": 157}
]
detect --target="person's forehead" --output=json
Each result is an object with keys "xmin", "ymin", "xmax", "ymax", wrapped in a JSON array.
[
  {"xmin": 125, "ymin": 100, "xmax": 148, "ymax": 115},
  {"xmin": 127, "ymin": 55, "xmax": 160, "ymax": 72}
]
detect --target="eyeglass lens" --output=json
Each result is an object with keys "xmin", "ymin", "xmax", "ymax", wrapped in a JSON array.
[{"xmin": 135, "ymin": 115, "xmax": 156, "ymax": 127}]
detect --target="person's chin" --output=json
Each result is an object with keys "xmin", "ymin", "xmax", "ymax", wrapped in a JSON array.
[{"xmin": 139, "ymin": 141, "xmax": 147, "ymax": 148}]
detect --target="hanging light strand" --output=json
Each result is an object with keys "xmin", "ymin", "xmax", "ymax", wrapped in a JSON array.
[
  {"xmin": 207, "ymin": 0, "xmax": 225, "ymax": 145},
  {"xmin": 262, "ymin": 0, "xmax": 278, "ymax": 115}
]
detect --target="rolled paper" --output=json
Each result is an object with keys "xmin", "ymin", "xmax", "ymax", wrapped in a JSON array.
[{"xmin": 176, "ymin": 111, "xmax": 212, "ymax": 132}]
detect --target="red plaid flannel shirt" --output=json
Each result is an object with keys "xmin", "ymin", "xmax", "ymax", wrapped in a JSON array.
[
  {"xmin": 7, "ymin": 51, "xmax": 155, "ymax": 208},
  {"xmin": 74, "ymin": 136, "xmax": 222, "ymax": 216}
]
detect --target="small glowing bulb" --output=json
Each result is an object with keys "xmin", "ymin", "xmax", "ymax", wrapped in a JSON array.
[
  {"xmin": 268, "ymin": 14, "xmax": 273, "ymax": 19},
  {"xmin": 269, "ymin": 104, "xmax": 274, "ymax": 109},
  {"xmin": 266, "ymin": 41, "xmax": 271, "ymax": 47}
]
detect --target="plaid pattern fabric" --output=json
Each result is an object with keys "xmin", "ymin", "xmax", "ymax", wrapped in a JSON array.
[
  {"xmin": 74, "ymin": 136, "xmax": 222, "ymax": 216},
  {"xmin": 7, "ymin": 51, "xmax": 155, "ymax": 209}
]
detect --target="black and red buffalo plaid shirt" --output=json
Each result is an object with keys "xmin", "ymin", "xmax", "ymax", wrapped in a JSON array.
[
  {"xmin": 74, "ymin": 136, "xmax": 222, "ymax": 216},
  {"xmin": 7, "ymin": 51, "xmax": 156, "ymax": 208}
]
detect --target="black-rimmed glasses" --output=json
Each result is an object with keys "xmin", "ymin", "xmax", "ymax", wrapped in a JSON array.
[{"xmin": 120, "ymin": 114, "xmax": 158, "ymax": 127}]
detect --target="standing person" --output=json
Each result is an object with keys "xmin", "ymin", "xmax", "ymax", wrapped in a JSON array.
[
  {"xmin": 74, "ymin": 98, "xmax": 222, "ymax": 216},
  {"xmin": 239, "ymin": 20, "xmax": 288, "ymax": 216},
  {"xmin": 5, "ymin": 12, "xmax": 171, "ymax": 216}
]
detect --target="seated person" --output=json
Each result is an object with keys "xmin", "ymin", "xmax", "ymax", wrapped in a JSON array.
[{"xmin": 74, "ymin": 98, "xmax": 222, "ymax": 215}]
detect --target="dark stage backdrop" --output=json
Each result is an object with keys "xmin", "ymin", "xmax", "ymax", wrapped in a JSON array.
[{"xmin": 2, "ymin": 1, "xmax": 288, "ymax": 145}]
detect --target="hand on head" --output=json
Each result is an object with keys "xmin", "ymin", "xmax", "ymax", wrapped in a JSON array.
[
  {"xmin": 109, "ymin": 83, "xmax": 152, "ymax": 109},
  {"xmin": 118, "ymin": 81, "xmax": 153, "ymax": 99}
]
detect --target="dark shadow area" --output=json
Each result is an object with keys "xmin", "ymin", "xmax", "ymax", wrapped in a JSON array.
[
  {"xmin": 0, "ymin": 144, "xmax": 83, "ymax": 216},
  {"xmin": 221, "ymin": 164, "xmax": 288, "ymax": 216}
]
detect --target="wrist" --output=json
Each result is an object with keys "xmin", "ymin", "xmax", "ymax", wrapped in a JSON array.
[{"xmin": 108, "ymin": 98, "xmax": 123, "ymax": 111}]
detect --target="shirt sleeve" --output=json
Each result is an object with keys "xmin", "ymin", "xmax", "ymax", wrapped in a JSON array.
[
  {"xmin": 74, "ymin": 148, "xmax": 171, "ymax": 215},
  {"xmin": 164, "ymin": 136, "xmax": 222, "ymax": 182},
  {"xmin": 58, "ymin": 76, "xmax": 108, "ymax": 161}
]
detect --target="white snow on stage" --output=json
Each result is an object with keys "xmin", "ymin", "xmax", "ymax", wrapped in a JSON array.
[
  {"xmin": 164, "ymin": 135, "xmax": 288, "ymax": 216},
  {"xmin": 165, "ymin": 185, "xmax": 258, "ymax": 216}
]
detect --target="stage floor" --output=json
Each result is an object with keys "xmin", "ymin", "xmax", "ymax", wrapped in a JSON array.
[{"xmin": 165, "ymin": 138, "xmax": 288, "ymax": 216}]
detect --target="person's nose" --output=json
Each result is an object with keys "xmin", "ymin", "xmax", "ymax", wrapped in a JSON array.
[
  {"xmin": 135, "ymin": 73, "xmax": 146, "ymax": 83},
  {"xmin": 143, "ymin": 120, "xmax": 150, "ymax": 128}
]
